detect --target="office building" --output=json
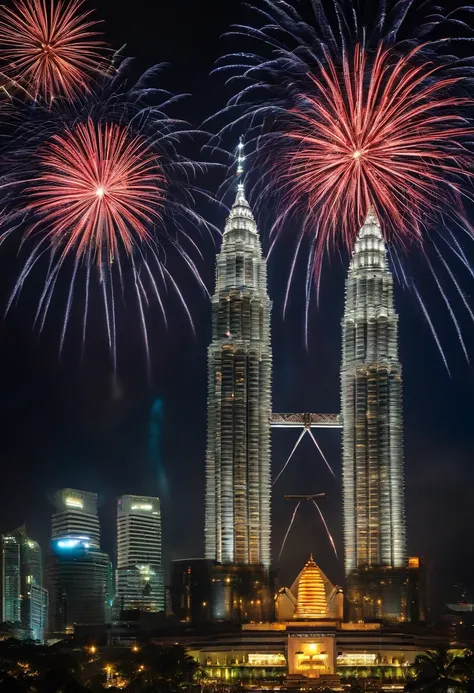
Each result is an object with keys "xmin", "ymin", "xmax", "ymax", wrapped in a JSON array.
[
  {"xmin": 115, "ymin": 495, "xmax": 164, "ymax": 613},
  {"xmin": 2, "ymin": 526, "xmax": 48, "ymax": 641},
  {"xmin": 48, "ymin": 536, "xmax": 110, "ymax": 634},
  {"xmin": 51, "ymin": 489, "xmax": 100, "ymax": 549},
  {"xmin": 2, "ymin": 533, "xmax": 20, "ymax": 623},
  {"xmin": 341, "ymin": 209, "xmax": 408, "ymax": 622}
]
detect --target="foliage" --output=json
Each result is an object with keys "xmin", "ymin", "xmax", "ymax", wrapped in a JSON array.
[
  {"xmin": 0, "ymin": 640, "xmax": 197, "ymax": 693},
  {"xmin": 405, "ymin": 647, "xmax": 474, "ymax": 693}
]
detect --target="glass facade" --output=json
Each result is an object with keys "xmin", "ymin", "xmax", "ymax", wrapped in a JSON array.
[
  {"xmin": 115, "ymin": 495, "xmax": 164, "ymax": 613},
  {"xmin": 341, "ymin": 210, "xmax": 407, "ymax": 621},
  {"xmin": 2, "ymin": 527, "xmax": 47, "ymax": 641},
  {"xmin": 51, "ymin": 489, "xmax": 100, "ymax": 549},
  {"xmin": 48, "ymin": 537, "xmax": 110, "ymax": 633},
  {"xmin": 205, "ymin": 184, "xmax": 272, "ymax": 570},
  {"xmin": 2, "ymin": 534, "xmax": 21, "ymax": 623},
  {"xmin": 29, "ymin": 584, "xmax": 48, "ymax": 642}
]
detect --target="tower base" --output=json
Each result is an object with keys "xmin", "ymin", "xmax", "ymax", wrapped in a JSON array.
[
  {"xmin": 346, "ymin": 565, "xmax": 423, "ymax": 624},
  {"xmin": 212, "ymin": 563, "xmax": 274, "ymax": 623}
]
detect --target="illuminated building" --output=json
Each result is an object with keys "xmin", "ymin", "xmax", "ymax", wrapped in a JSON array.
[
  {"xmin": 1, "ymin": 526, "xmax": 48, "ymax": 641},
  {"xmin": 204, "ymin": 149, "xmax": 272, "ymax": 619},
  {"xmin": 276, "ymin": 555, "xmax": 343, "ymax": 621},
  {"xmin": 296, "ymin": 556, "xmax": 334, "ymax": 619},
  {"xmin": 115, "ymin": 495, "xmax": 164, "ymax": 613},
  {"xmin": 275, "ymin": 555, "xmax": 343, "ymax": 621},
  {"xmin": 2, "ymin": 533, "xmax": 20, "ymax": 623},
  {"xmin": 188, "ymin": 621, "xmax": 440, "ymax": 685},
  {"xmin": 341, "ymin": 210, "xmax": 408, "ymax": 622},
  {"xmin": 51, "ymin": 489, "xmax": 100, "ymax": 549},
  {"xmin": 48, "ymin": 536, "xmax": 110, "ymax": 634},
  {"xmin": 204, "ymin": 171, "xmax": 272, "ymax": 570}
]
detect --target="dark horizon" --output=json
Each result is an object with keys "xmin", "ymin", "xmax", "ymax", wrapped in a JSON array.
[{"xmin": 0, "ymin": 0, "xmax": 472, "ymax": 614}]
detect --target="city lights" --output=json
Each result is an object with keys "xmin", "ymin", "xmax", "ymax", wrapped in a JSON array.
[{"xmin": 65, "ymin": 497, "xmax": 84, "ymax": 509}]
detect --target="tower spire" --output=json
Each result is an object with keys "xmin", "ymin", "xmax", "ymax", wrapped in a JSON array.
[{"xmin": 236, "ymin": 136, "xmax": 245, "ymax": 184}]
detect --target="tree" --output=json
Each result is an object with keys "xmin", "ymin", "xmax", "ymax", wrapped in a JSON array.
[{"xmin": 405, "ymin": 647, "xmax": 467, "ymax": 693}]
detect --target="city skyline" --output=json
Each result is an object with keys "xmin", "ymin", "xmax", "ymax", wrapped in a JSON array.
[{"xmin": 0, "ymin": 0, "xmax": 472, "ymax": 612}]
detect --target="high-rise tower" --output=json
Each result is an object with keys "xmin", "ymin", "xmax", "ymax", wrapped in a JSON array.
[
  {"xmin": 51, "ymin": 489, "xmax": 100, "ymax": 549},
  {"xmin": 205, "ymin": 167, "xmax": 272, "ymax": 571},
  {"xmin": 341, "ymin": 210, "xmax": 408, "ymax": 622},
  {"xmin": 2, "ymin": 526, "xmax": 48, "ymax": 641},
  {"xmin": 115, "ymin": 495, "xmax": 164, "ymax": 613}
]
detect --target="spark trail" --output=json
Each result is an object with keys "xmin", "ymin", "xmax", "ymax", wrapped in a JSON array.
[
  {"xmin": 273, "ymin": 428, "xmax": 334, "ymax": 485},
  {"xmin": 279, "ymin": 501, "xmax": 301, "ymax": 561},
  {"xmin": 312, "ymin": 500, "xmax": 338, "ymax": 559}
]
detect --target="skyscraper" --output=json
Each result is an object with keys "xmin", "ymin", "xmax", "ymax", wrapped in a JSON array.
[
  {"xmin": 48, "ymin": 537, "xmax": 110, "ymax": 634},
  {"xmin": 115, "ymin": 495, "xmax": 164, "ymax": 613},
  {"xmin": 48, "ymin": 488, "xmax": 110, "ymax": 634},
  {"xmin": 204, "ymin": 177, "xmax": 272, "ymax": 570},
  {"xmin": 341, "ymin": 210, "xmax": 408, "ymax": 622},
  {"xmin": 2, "ymin": 526, "xmax": 48, "ymax": 641},
  {"xmin": 51, "ymin": 489, "xmax": 100, "ymax": 548},
  {"xmin": 2, "ymin": 533, "xmax": 20, "ymax": 623}
]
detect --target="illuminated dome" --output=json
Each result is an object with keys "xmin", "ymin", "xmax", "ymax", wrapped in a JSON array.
[{"xmin": 295, "ymin": 555, "xmax": 328, "ymax": 619}]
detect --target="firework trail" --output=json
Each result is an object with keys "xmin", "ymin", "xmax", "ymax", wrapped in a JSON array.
[
  {"xmin": 0, "ymin": 59, "xmax": 215, "ymax": 365},
  {"xmin": 273, "ymin": 428, "xmax": 305, "ymax": 486},
  {"xmin": 274, "ymin": 427, "xmax": 335, "ymax": 485},
  {"xmin": 312, "ymin": 500, "xmax": 338, "ymax": 559},
  {"xmin": 308, "ymin": 429, "xmax": 335, "ymax": 478},
  {"xmin": 0, "ymin": 0, "xmax": 105, "ymax": 102},
  {"xmin": 216, "ymin": 0, "xmax": 474, "ymax": 364},
  {"xmin": 279, "ymin": 501, "xmax": 301, "ymax": 560}
]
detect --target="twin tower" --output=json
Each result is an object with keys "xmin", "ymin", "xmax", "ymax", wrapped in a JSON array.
[{"xmin": 204, "ymin": 182, "xmax": 409, "ymax": 623}]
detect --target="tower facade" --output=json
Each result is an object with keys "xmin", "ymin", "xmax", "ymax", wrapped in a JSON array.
[
  {"xmin": 2, "ymin": 526, "xmax": 48, "ymax": 641},
  {"xmin": 204, "ymin": 183, "xmax": 272, "ymax": 570},
  {"xmin": 341, "ymin": 210, "xmax": 407, "ymax": 622},
  {"xmin": 51, "ymin": 489, "xmax": 100, "ymax": 549},
  {"xmin": 115, "ymin": 495, "xmax": 164, "ymax": 613},
  {"xmin": 48, "ymin": 537, "xmax": 110, "ymax": 633}
]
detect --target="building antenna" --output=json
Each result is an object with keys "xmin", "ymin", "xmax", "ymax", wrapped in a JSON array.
[{"xmin": 236, "ymin": 136, "xmax": 245, "ymax": 184}]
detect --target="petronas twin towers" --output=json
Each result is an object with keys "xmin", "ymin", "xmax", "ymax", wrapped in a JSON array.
[
  {"xmin": 341, "ymin": 211, "xmax": 408, "ymax": 621},
  {"xmin": 204, "ymin": 171, "xmax": 408, "ymax": 621},
  {"xmin": 342, "ymin": 210, "xmax": 406, "ymax": 573},
  {"xmin": 204, "ymin": 183, "xmax": 272, "ymax": 570}
]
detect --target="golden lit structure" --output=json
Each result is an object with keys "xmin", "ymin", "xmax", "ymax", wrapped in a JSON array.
[
  {"xmin": 295, "ymin": 556, "xmax": 328, "ymax": 619},
  {"xmin": 275, "ymin": 555, "xmax": 343, "ymax": 621}
]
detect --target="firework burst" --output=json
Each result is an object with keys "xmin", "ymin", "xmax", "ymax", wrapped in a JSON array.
[
  {"xmin": 0, "ymin": 60, "xmax": 216, "ymax": 366},
  {"xmin": 266, "ymin": 43, "xmax": 473, "ymax": 276},
  {"xmin": 28, "ymin": 118, "xmax": 165, "ymax": 266},
  {"xmin": 215, "ymin": 0, "xmax": 474, "ymax": 363},
  {"xmin": 0, "ymin": 0, "xmax": 105, "ymax": 102}
]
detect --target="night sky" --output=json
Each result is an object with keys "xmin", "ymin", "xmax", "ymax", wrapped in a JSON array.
[{"xmin": 0, "ymin": 0, "xmax": 472, "ymax": 612}]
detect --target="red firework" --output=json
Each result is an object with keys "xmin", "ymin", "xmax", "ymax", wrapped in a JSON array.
[
  {"xmin": 270, "ymin": 44, "xmax": 474, "ymax": 272},
  {"xmin": 28, "ymin": 118, "xmax": 165, "ymax": 265},
  {"xmin": 0, "ymin": 0, "xmax": 105, "ymax": 101}
]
